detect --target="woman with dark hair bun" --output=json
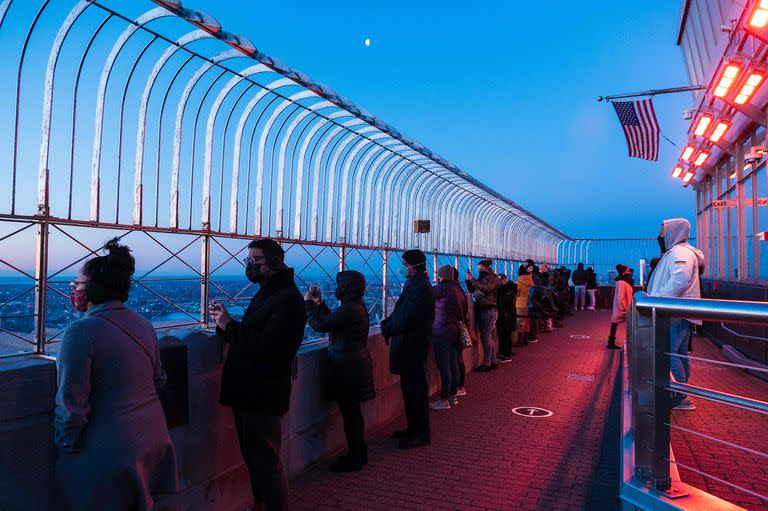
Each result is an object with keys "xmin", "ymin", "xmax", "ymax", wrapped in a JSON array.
[{"xmin": 55, "ymin": 238, "xmax": 178, "ymax": 510}]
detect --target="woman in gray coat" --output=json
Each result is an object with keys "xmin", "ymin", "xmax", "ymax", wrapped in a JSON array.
[{"xmin": 55, "ymin": 239, "xmax": 178, "ymax": 510}]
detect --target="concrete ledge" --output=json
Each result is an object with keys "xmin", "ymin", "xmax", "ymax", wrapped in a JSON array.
[{"xmin": 0, "ymin": 328, "xmax": 479, "ymax": 510}]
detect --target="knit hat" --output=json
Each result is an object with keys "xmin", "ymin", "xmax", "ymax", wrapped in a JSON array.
[
  {"xmin": 437, "ymin": 265, "xmax": 455, "ymax": 281},
  {"xmin": 402, "ymin": 249, "xmax": 427, "ymax": 272}
]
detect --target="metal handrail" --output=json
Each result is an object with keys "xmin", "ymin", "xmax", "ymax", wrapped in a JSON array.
[
  {"xmin": 626, "ymin": 292, "xmax": 768, "ymax": 507},
  {"xmin": 720, "ymin": 321, "xmax": 768, "ymax": 342}
]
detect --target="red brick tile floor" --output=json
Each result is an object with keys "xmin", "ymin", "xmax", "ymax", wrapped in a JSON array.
[
  {"xmin": 669, "ymin": 333, "xmax": 768, "ymax": 511},
  {"xmin": 288, "ymin": 311, "xmax": 623, "ymax": 511}
]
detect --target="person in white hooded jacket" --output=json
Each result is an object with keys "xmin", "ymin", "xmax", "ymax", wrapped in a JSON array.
[{"xmin": 647, "ymin": 218, "xmax": 705, "ymax": 411}]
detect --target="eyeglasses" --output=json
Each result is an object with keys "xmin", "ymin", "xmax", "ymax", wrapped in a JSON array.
[
  {"xmin": 243, "ymin": 257, "xmax": 261, "ymax": 265},
  {"xmin": 68, "ymin": 280, "xmax": 86, "ymax": 288}
]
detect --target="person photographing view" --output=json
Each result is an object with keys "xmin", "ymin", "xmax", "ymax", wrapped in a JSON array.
[{"xmin": 209, "ymin": 238, "xmax": 306, "ymax": 511}]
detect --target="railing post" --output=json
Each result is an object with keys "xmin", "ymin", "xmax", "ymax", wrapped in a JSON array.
[
  {"xmin": 339, "ymin": 245, "xmax": 346, "ymax": 272},
  {"xmin": 200, "ymin": 225, "xmax": 211, "ymax": 323},
  {"xmin": 432, "ymin": 252, "xmax": 438, "ymax": 283},
  {"xmin": 33, "ymin": 209, "xmax": 49, "ymax": 354},
  {"xmin": 382, "ymin": 248, "xmax": 389, "ymax": 319},
  {"xmin": 631, "ymin": 302, "xmax": 672, "ymax": 492}
]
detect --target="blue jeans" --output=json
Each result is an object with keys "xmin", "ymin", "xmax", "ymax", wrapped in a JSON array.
[
  {"xmin": 669, "ymin": 319, "xmax": 692, "ymax": 384},
  {"xmin": 574, "ymin": 285, "xmax": 586, "ymax": 309},
  {"xmin": 479, "ymin": 308, "xmax": 498, "ymax": 366}
]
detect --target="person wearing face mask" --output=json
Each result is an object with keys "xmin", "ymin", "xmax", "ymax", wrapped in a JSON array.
[
  {"xmin": 646, "ymin": 218, "xmax": 705, "ymax": 412},
  {"xmin": 55, "ymin": 239, "xmax": 177, "ymax": 511},
  {"xmin": 465, "ymin": 259, "xmax": 501, "ymax": 371},
  {"xmin": 209, "ymin": 238, "xmax": 306, "ymax": 510},
  {"xmin": 381, "ymin": 249, "xmax": 436, "ymax": 449},
  {"xmin": 607, "ymin": 264, "xmax": 634, "ymax": 350},
  {"xmin": 304, "ymin": 271, "xmax": 374, "ymax": 472}
]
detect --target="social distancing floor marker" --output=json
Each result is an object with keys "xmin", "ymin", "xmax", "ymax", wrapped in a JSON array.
[
  {"xmin": 512, "ymin": 406, "xmax": 553, "ymax": 418},
  {"xmin": 570, "ymin": 335, "xmax": 591, "ymax": 340}
]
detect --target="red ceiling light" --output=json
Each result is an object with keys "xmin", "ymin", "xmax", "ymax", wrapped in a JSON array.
[
  {"xmin": 734, "ymin": 71, "xmax": 765, "ymax": 104},
  {"xmin": 672, "ymin": 165, "xmax": 684, "ymax": 178},
  {"xmin": 714, "ymin": 63, "xmax": 743, "ymax": 98},
  {"xmin": 709, "ymin": 120, "xmax": 731, "ymax": 142},
  {"xmin": 694, "ymin": 114, "xmax": 713, "ymax": 136},
  {"xmin": 681, "ymin": 145, "xmax": 695, "ymax": 162},
  {"xmin": 682, "ymin": 171, "xmax": 695, "ymax": 184},
  {"xmin": 693, "ymin": 151, "xmax": 709, "ymax": 167},
  {"xmin": 748, "ymin": 1, "xmax": 768, "ymax": 29}
]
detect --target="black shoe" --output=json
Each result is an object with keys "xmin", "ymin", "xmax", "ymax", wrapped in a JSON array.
[
  {"xmin": 392, "ymin": 429, "xmax": 411, "ymax": 439},
  {"xmin": 490, "ymin": 364, "xmax": 499, "ymax": 370},
  {"xmin": 398, "ymin": 436, "xmax": 431, "ymax": 449},
  {"xmin": 607, "ymin": 343, "xmax": 621, "ymax": 350},
  {"xmin": 475, "ymin": 365, "xmax": 492, "ymax": 372},
  {"xmin": 330, "ymin": 456, "xmax": 363, "ymax": 472}
]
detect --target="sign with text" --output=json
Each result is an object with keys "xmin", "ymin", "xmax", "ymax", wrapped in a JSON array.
[
  {"xmin": 712, "ymin": 198, "xmax": 768, "ymax": 208},
  {"xmin": 413, "ymin": 220, "xmax": 431, "ymax": 233}
]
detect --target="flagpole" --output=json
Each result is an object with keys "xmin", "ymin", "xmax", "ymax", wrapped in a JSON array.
[{"xmin": 597, "ymin": 85, "xmax": 706, "ymax": 102}]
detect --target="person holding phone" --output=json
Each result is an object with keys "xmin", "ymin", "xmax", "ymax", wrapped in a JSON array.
[
  {"xmin": 304, "ymin": 271, "xmax": 375, "ymax": 472},
  {"xmin": 209, "ymin": 238, "xmax": 306, "ymax": 511}
]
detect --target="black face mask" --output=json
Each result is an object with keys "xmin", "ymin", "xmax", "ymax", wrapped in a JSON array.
[
  {"xmin": 657, "ymin": 235, "xmax": 667, "ymax": 254},
  {"xmin": 334, "ymin": 288, "xmax": 344, "ymax": 301},
  {"xmin": 246, "ymin": 263, "xmax": 265, "ymax": 284}
]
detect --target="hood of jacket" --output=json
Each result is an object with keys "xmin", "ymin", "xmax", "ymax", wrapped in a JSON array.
[
  {"xmin": 335, "ymin": 270, "xmax": 366, "ymax": 302},
  {"xmin": 662, "ymin": 218, "xmax": 691, "ymax": 251}
]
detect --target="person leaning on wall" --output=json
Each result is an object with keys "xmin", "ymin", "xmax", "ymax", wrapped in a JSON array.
[
  {"xmin": 304, "ymin": 270, "xmax": 375, "ymax": 472},
  {"xmin": 381, "ymin": 249, "xmax": 436, "ymax": 449},
  {"xmin": 209, "ymin": 238, "xmax": 307, "ymax": 511},
  {"xmin": 55, "ymin": 238, "xmax": 178, "ymax": 511}
]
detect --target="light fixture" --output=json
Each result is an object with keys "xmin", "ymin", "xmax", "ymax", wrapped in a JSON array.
[
  {"xmin": 749, "ymin": 1, "xmax": 768, "ymax": 28},
  {"xmin": 694, "ymin": 114, "xmax": 713, "ymax": 136},
  {"xmin": 681, "ymin": 145, "xmax": 695, "ymax": 162},
  {"xmin": 683, "ymin": 171, "xmax": 694, "ymax": 184},
  {"xmin": 713, "ymin": 63, "xmax": 742, "ymax": 98},
  {"xmin": 709, "ymin": 120, "xmax": 731, "ymax": 142},
  {"xmin": 693, "ymin": 151, "xmax": 709, "ymax": 167},
  {"xmin": 734, "ymin": 71, "xmax": 765, "ymax": 104},
  {"xmin": 672, "ymin": 165, "xmax": 684, "ymax": 178}
]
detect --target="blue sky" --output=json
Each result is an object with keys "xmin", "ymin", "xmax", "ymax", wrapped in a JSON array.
[{"xmin": 202, "ymin": 0, "xmax": 695, "ymax": 238}]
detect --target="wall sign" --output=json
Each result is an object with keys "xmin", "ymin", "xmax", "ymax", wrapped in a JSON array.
[{"xmin": 713, "ymin": 198, "xmax": 768, "ymax": 208}]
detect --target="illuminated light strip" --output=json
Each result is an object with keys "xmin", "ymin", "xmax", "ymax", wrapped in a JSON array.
[
  {"xmin": 713, "ymin": 64, "xmax": 742, "ymax": 98},
  {"xmin": 734, "ymin": 72, "xmax": 764, "ymax": 105},
  {"xmin": 672, "ymin": 166, "xmax": 684, "ymax": 178},
  {"xmin": 748, "ymin": 0, "xmax": 768, "ymax": 28},
  {"xmin": 681, "ymin": 145, "xmax": 695, "ymax": 161},
  {"xmin": 709, "ymin": 121, "xmax": 730, "ymax": 143},
  {"xmin": 683, "ymin": 171, "xmax": 694, "ymax": 184},
  {"xmin": 693, "ymin": 151, "xmax": 709, "ymax": 167},
  {"xmin": 694, "ymin": 114, "xmax": 712, "ymax": 136}
]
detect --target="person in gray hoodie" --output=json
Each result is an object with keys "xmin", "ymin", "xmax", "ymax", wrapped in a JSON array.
[{"xmin": 647, "ymin": 218, "xmax": 705, "ymax": 411}]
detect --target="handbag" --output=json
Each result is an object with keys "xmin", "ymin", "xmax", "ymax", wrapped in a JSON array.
[{"xmin": 457, "ymin": 320, "xmax": 472, "ymax": 349}]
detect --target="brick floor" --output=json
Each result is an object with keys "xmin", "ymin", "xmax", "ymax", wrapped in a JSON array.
[
  {"xmin": 669, "ymin": 334, "xmax": 768, "ymax": 511},
  {"xmin": 288, "ymin": 311, "xmax": 622, "ymax": 511}
]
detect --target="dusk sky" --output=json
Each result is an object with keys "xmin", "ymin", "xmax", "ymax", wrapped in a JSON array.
[{"xmin": 203, "ymin": 0, "xmax": 696, "ymax": 239}]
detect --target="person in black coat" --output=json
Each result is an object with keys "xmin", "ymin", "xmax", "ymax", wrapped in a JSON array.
[
  {"xmin": 496, "ymin": 275, "xmax": 517, "ymax": 361},
  {"xmin": 305, "ymin": 270, "xmax": 375, "ymax": 472},
  {"xmin": 380, "ymin": 249, "xmax": 435, "ymax": 449},
  {"xmin": 210, "ymin": 238, "xmax": 307, "ymax": 511}
]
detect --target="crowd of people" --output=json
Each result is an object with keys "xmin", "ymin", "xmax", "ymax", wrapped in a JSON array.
[{"xmin": 53, "ymin": 217, "xmax": 704, "ymax": 510}]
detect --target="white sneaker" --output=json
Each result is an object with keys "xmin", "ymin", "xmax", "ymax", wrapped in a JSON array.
[
  {"xmin": 673, "ymin": 397, "xmax": 696, "ymax": 411},
  {"xmin": 587, "ymin": 307, "xmax": 595, "ymax": 311},
  {"xmin": 429, "ymin": 400, "xmax": 451, "ymax": 410},
  {"xmin": 456, "ymin": 387, "xmax": 467, "ymax": 396}
]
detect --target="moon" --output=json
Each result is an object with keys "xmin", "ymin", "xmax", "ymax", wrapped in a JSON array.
[{"xmin": 364, "ymin": 38, "xmax": 371, "ymax": 47}]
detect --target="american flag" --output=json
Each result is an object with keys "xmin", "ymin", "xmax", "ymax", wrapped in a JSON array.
[{"xmin": 612, "ymin": 99, "xmax": 660, "ymax": 161}]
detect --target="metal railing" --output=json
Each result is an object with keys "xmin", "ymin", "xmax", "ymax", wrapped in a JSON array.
[{"xmin": 623, "ymin": 292, "xmax": 768, "ymax": 509}]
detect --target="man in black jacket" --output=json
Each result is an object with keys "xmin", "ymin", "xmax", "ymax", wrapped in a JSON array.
[
  {"xmin": 381, "ymin": 249, "xmax": 435, "ymax": 449},
  {"xmin": 210, "ymin": 238, "xmax": 306, "ymax": 511}
]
